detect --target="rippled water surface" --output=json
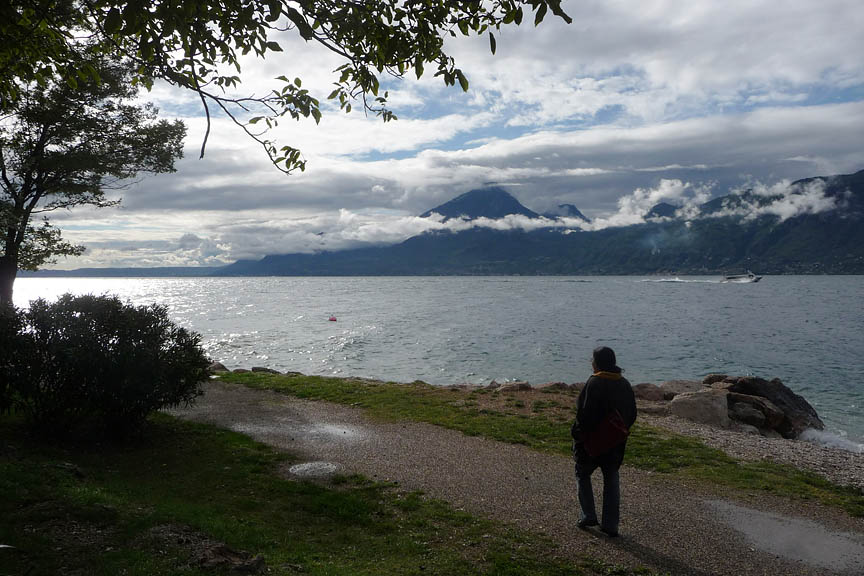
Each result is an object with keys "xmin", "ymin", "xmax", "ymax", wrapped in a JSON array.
[{"xmin": 14, "ymin": 276, "xmax": 864, "ymax": 444}]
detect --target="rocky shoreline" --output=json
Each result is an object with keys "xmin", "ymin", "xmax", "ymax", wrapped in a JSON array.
[{"xmin": 209, "ymin": 363, "xmax": 863, "ymax": 491}]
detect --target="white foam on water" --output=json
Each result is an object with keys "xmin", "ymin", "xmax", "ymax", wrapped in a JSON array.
[
  {"xmin": 800, "ymin": 428, "xmax": 864, "ymax": 454},
  {"xmin": 638, "ymin": 277, "xmax": 720, "ymax": 283}
]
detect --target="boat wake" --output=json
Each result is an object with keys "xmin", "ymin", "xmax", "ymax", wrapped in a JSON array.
[{"xmin": 639, "ymin": 277, "xmax": 721, "ymax": 284}]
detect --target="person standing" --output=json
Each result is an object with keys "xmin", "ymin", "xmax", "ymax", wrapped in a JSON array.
[{"xmin": 571, "ymin": 346, "xmax": 637, "ymax": 537}]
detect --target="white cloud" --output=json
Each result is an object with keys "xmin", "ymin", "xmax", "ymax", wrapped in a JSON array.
[
  {"xmin": 707, "ymin": 180, "xmax": 838, "ymax": 221},
  {"xmin": 29, "ymin": 0, "xmax": 864, "ymax": 268}
]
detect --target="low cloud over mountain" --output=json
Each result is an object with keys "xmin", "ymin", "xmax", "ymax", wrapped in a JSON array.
[{"xmin": 34, "ymin": 169, "xmax": 864, "ymax": 276}]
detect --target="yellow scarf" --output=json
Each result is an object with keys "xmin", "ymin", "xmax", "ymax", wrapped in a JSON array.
[{"xmin": 592, "ymin": 371, "xmax": 622, "ymax": 380}]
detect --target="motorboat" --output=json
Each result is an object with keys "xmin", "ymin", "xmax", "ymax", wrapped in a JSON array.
[{"xmin": 723, "ymin": 270, "xmax": 762, "ymax": 283}]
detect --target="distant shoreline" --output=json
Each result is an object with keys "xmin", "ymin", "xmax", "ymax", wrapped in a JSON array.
[{"xmin": 19, "ymin": 270, "xmax": 864, "ymax": 277}]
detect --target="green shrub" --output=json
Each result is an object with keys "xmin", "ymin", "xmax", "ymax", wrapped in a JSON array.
[
  {"xmin": 0, "ymin": 304, "xmax": 26, "ymax": 414},
  {"xmin": 9, "ymin": 294, "xmax": 209, "ymax": 437}
]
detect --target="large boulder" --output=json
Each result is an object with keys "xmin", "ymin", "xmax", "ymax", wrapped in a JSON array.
[
  {"xmin": 727, "ymin": 392, "xmax": 785, "ymax": 429},
  {"xmin": 495, "ymin": 381, "xmax": 532, "ymax": 393},
  {"xmin": 658, "ymin": 380, "xmax": 704, "ymax": 400},
  {"xmin": 251, "ymin": 366, "xmax": 281, "ymax": 374},
  {"xmin": 535, "ymin": 381, "xmax": 573, "ymax": 392},
  {"xmin": 208, "ymin": 361, "xmax": 229, "ymax": 373},
  {"xmin": 669, "ymin": 389, "xmax": 730, "ymax": 428},
  {"xmin": 632, "ymin": 383, "xmax": 666, "ymax": 402},
  {"xmin": 728, "ymin": 402, "xmax": 766, "ymax": 428},
  {"xmin": 702, "ymin": 373, "xmax": 728, "ymax": 385},
  {"xmin": 725, "ymin": 377, "xmax": 823, "ymax": 438}
]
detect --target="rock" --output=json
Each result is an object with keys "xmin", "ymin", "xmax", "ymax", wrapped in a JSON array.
[
  {"xmin": 535, "ymin": 381, "xmax": 572, "ymax": 392},
  {"xmin": 199, "ymin": 544, "xmax": 265, "ymax": 573},
  {"xmin": 283, "ymin": 371, "xmax": 303, "ymax": 377},
  {"xmin": 495, "ymin": 381, "xmax": 532, "ymax": 393},
  {"xmin": 632, "ymin": 383, "xmax": 666, "ymax": 402},
  {"xmin": 208, "ymin": 362, "xmax": 229, "ymax": 373},
  {"xmin": 484, "ymin": 380, "xmax": 500, "ymax": 390},
  {"xmin": 251, "ymin": 366, "xmax": 281, "ymax": 374},
  {"xmin": 702, "ymin": 373, "xmax": 728, "ymax": 385},
  {"xmin": 658, "ymin": 379, "xmax": 703, "ymax": 400},
  {"xmin": 639, "ymin": 403, "xmax": 670, "ymax": 417},
  {"xmin": 726, "ymin": 377, "xmax": 824, "ymax": 438},
  {"xmin": 761, "ymin": 428, "xmax": 783, "ymax": 439},
  {"xmin": 669, "ymin": 389, "xmax": 730, "ymax": 428},
  {"xmin": 51, "ymin": 462, "xmax": 86, "ymax": 479},
  {"xmin": 232, "ymin": 368, "xmax": 250, "ymax": 374},
  {"xmin": 728, "ymin": 402, "xmax": 766, "ymax": 428},
  {"xmin": 709, "ymin": 380, "xmax": 736, "ymax": 391},
  {"xmin": 727, "ymin": 392, "xmax": 785, "ymax": 429},
  {"xmin": 733, "ymin": 422, "xmax": 761, "ymax": 435},
  {"xmin": 148, "ymin": 525, "xmax": 265, "ymax": 574}
]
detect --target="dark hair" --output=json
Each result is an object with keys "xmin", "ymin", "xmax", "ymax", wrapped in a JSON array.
[{"xmin": 593, "ymin": 346, "xmax": 619, "ymax": 372}]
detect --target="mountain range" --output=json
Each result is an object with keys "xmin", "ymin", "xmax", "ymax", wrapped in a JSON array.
[{"xmin": 26, "ymin": 169, "xmax": 864, "ymax": 276}]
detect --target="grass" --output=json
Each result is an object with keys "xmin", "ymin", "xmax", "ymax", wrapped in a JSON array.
[
  {"xmin": 0, "ymin": 413, "xmax": 655, "ymax": 576},
  {"xmin": 221, "ymin": 371, "xmax": 864, "ymax": 518}
]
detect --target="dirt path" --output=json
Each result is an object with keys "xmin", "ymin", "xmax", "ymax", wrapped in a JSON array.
[{"xmin": 172, "ymin": 381, "xmax": 864, "ymax": 575}]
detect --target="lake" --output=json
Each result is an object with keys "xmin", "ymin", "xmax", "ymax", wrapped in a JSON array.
[{"xmin": 13, "ymin": 275, "xmax": 864, "ymax": 450}]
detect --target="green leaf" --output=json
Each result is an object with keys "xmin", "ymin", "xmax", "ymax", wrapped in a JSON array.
[
  {"xmin": 489, "ymin": 32, "xmax": 496, "ymax": 55},
  {"xmin": 265, "ymin": 41, "xmax": 283, "ymax": 52},
  {"xmin": 105, "ymin": 8, "xmax": 123, "ymax": 34},
  {"xmin": 456, "ymin": 70, "xmax": 469, "ymax": 92},
  {"xmin": 534, "ymin": 3, "xmax": 548, "ymax": 26},
  {"xmin": 265, "ymin": 0, "xmax": 282, "ymax": 22}
]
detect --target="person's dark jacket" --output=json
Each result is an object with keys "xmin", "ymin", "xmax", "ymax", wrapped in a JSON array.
[{"xmin": 571, "ymin": 369, "xmax": 637, "ymax": 453}]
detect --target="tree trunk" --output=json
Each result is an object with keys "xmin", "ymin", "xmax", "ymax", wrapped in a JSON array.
[{"xmin": 0, "ymin": 255, "xmax": 16, "ymax": 307}]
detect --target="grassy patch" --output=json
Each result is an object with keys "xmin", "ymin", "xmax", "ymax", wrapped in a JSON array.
[
  {"xmin": 221, "ymin": 372, "xmax": 864, "ymax": 517},
  {"xmin": 0, "ymin": 413, "xmax": 654, "ymax": 576}
]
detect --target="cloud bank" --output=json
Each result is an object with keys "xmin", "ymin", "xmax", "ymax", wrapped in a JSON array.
[{"xmin": 39, "ymin": 0, "xmax": 864, "ymax": 268}]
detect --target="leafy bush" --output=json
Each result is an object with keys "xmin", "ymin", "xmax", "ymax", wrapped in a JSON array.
[
  {"xmin": 0, "ymin": 304, "xmax": 26, "ymax": 414},
  {"xmin": 8, "ymin": 294, "xmax": 209, "ymax": 437}
]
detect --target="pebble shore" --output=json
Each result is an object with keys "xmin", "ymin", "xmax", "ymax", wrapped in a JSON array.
[{"xmin": 641, "ymin": 411, "xmax": 864, "ymax": 491}]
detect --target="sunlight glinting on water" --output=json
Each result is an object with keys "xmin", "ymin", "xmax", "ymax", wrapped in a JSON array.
[{"xmin": 13, "ymin": 275, "xmax": 864, "ymax": 447}]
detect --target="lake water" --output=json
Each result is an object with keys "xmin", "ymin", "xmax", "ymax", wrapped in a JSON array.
[{"xmin": 13, "ymin": 276, "xmax": 864, "ymax": 450}]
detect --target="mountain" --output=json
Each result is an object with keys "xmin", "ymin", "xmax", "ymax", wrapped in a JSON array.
[
  {"xmin": 645, "ymin": 202, "xmax": 679, "ymax": 220},
  {"xmin": 542, "ymin": 204, "xmax": 590, "ymax": 222},
  {"xmin": 19, "ymin": 266, "xmax": 217, "ymax": 278},
  {"xmin": 29, "ymin": 169, "xmax": 864, "ymax": 277},
  {"xmin": 419, "ymin": 187, "xmax": 539, "ymax": 220},
  {"xmin": 216, "ymin": 169, "xmax": 864, "ymax": 275},
  {"xmin": 690, "ymin": 170, "xmax": 864, "ymax": 219}
]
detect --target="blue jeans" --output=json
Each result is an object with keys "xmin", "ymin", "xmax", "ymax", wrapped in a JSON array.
[{"xmin": 574, "ymin": 446, "xmax": 624, "ymax": 533}]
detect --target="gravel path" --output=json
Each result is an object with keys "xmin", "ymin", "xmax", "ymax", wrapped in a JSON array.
[{"xmin": 172, "ymin": 381, "xmax": 864, "ymax": 576}]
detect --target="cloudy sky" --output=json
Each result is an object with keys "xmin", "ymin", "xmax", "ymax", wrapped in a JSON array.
[{"xmin": 49, "ymin": 0, "xmax": 864, "ymax": 268}]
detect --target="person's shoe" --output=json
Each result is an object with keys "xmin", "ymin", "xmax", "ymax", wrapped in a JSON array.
[
  {"xmin": 599, "ymin": 526, "xmax": 619, "ymax": 538},
  {"xmin": 577, "ymin": 518, "xmax": 598, "ymax": 529}
]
